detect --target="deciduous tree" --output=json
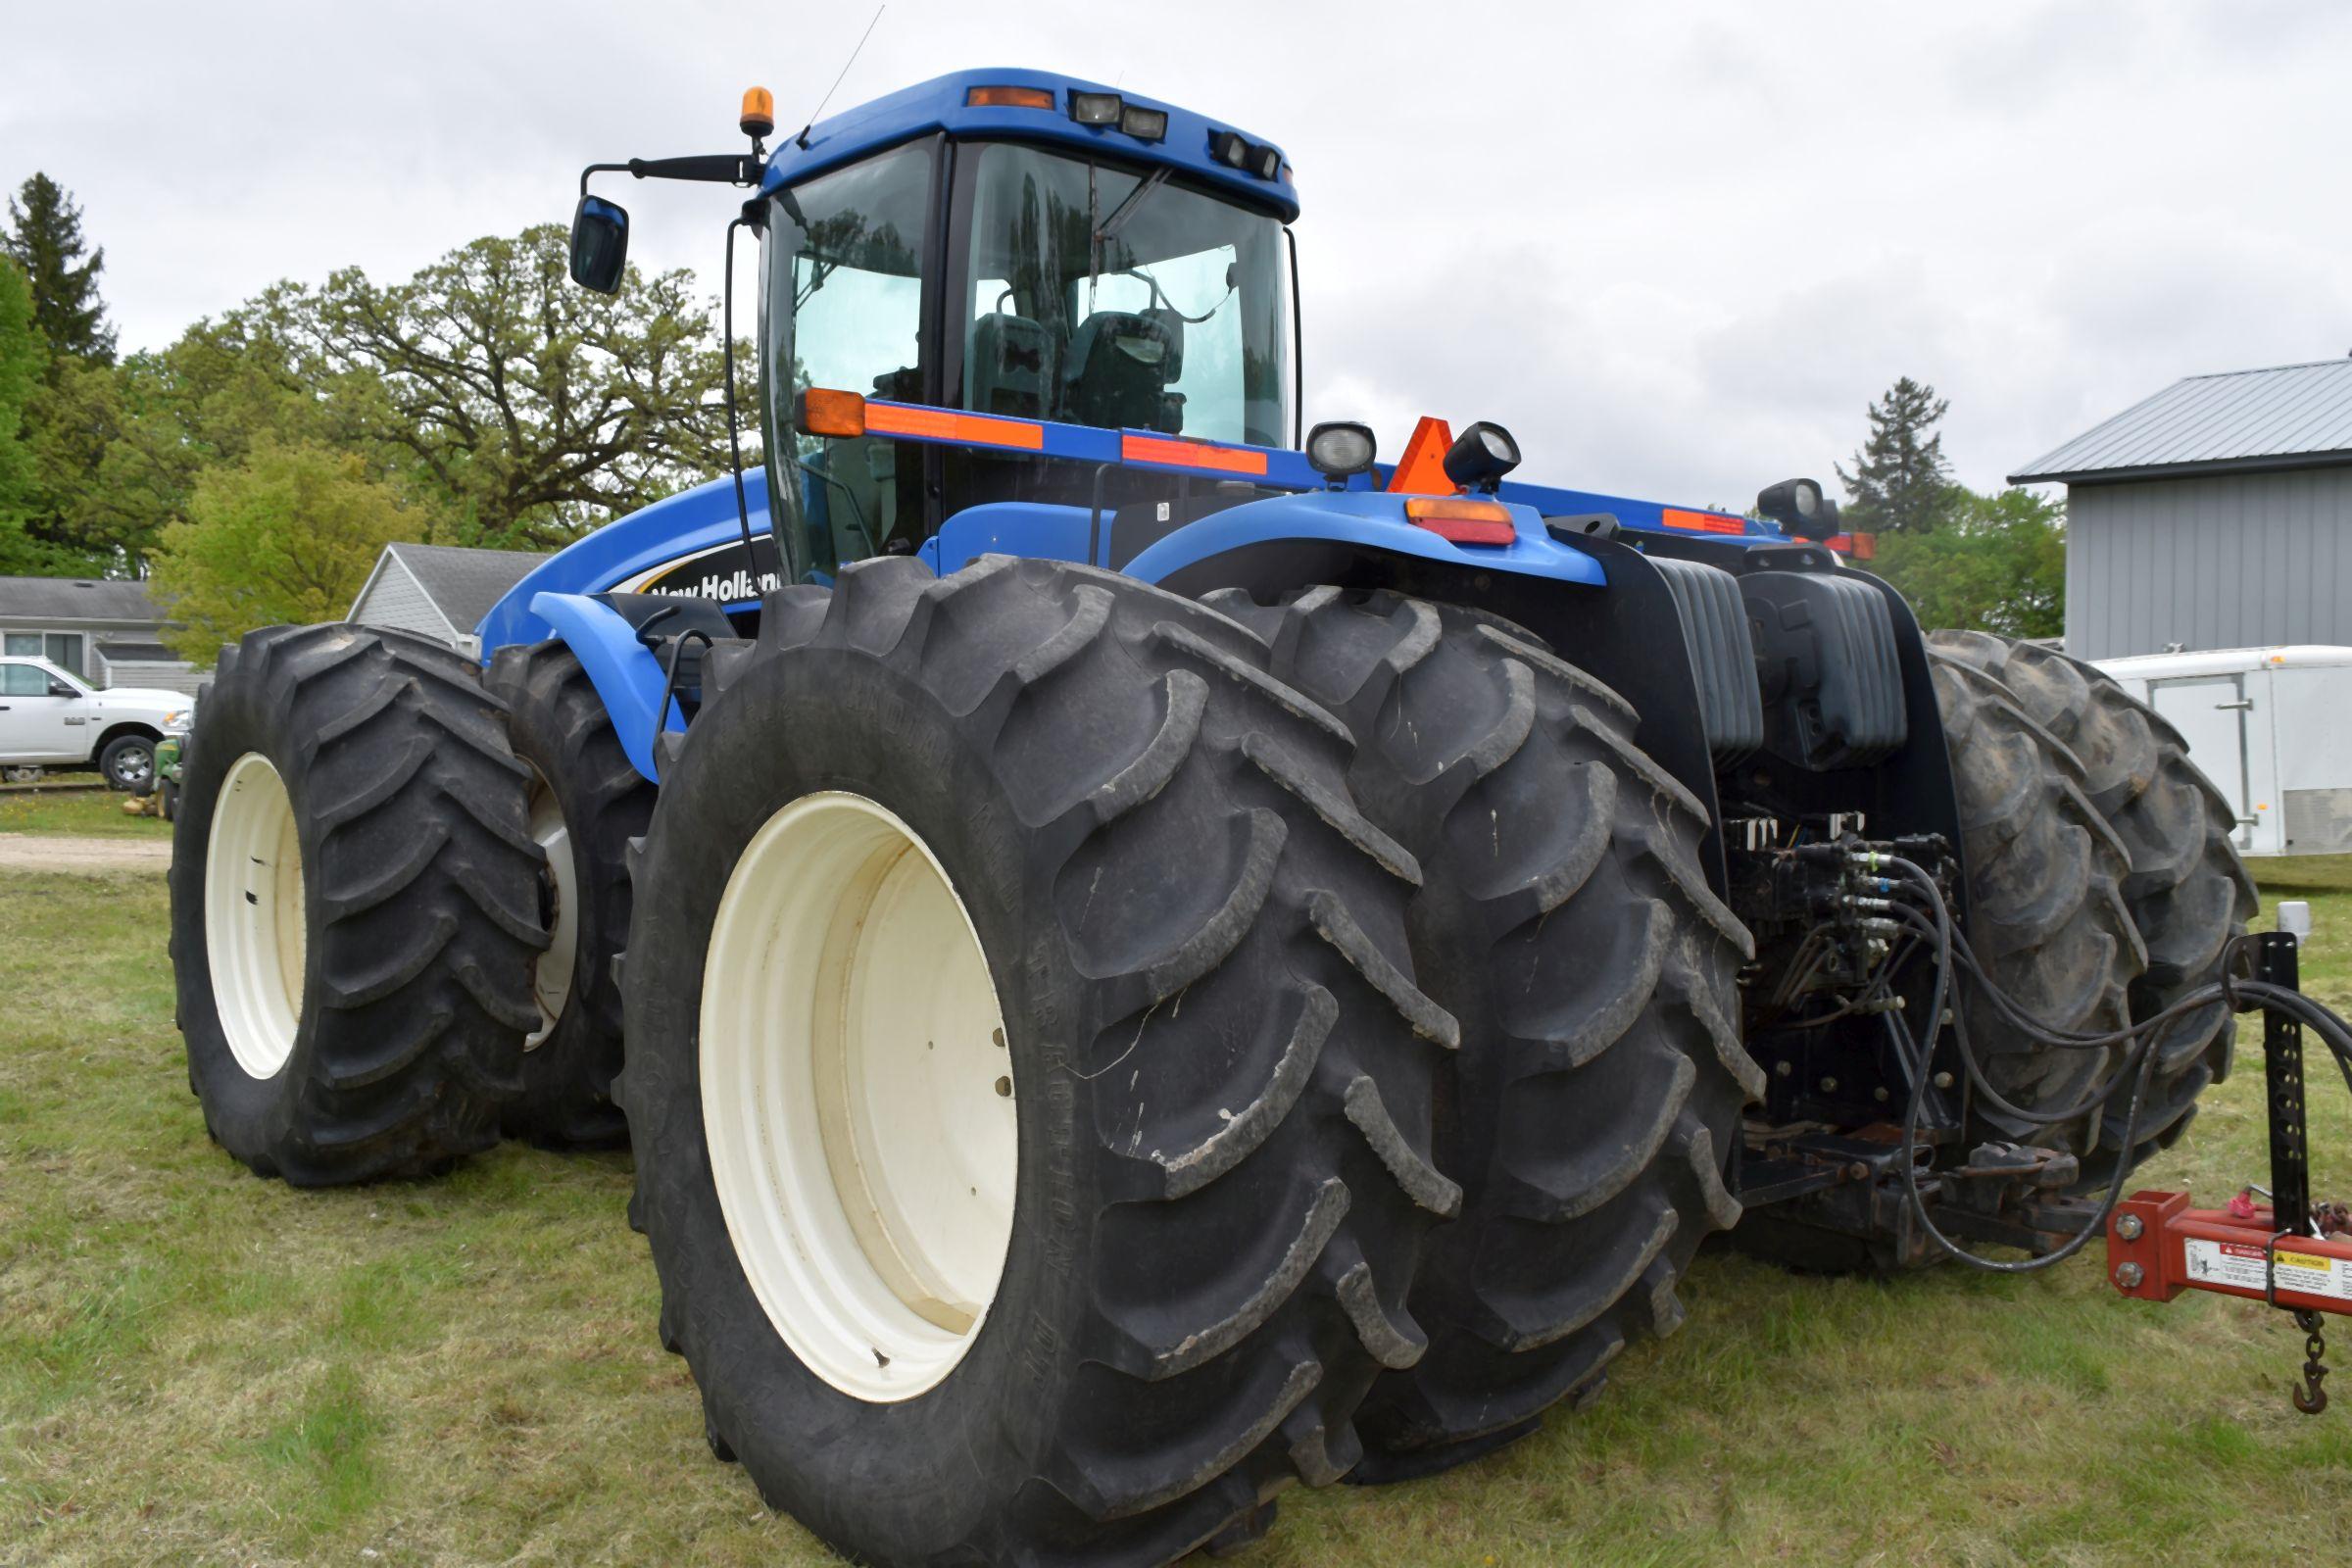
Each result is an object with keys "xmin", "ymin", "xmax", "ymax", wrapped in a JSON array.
[
  {"xmin": 1869, "ymin": 485, "xmax": 2065, "ymax": 637},
  {"xmin": 264, "ymin": 224, "xmax": 740, "ymax": 549},
  {"xmin": 150, "ymin": 440, "xmax": 427, "ymax": 665}
]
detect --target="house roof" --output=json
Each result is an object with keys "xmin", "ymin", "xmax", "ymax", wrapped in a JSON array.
[
  {"xmin": 371, "ymin": 543, "xmax": 547, "ymax": 635},
  {"xmin": 0, "ymin": 574, "xmax": 164, "ymax": 623},
  {"xmin": 2012, "ymin": 357, "xmax": 2352, "ymax": 484}
]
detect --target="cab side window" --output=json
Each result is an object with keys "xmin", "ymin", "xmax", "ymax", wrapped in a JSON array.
[
  {"xmin": 764, "ymin": 141, "xmax": 934, "ymax": 581},
  {"xmin": 2, "ymin": 663, "xmax": 51, "ymax": 697}
]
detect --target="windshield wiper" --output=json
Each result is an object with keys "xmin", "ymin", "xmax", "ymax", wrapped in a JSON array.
[{"xmin": 1089, "ymin": 167, "xmax": 1170, "ymax": 301}]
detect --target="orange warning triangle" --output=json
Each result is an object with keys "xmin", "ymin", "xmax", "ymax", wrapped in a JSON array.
[{"xmin": 1385, "ymin": 416, "xmax": 1457, "ymax": 494}]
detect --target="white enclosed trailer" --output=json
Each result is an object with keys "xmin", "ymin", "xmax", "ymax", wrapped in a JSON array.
[{"xmin": 2091, "ymin": 645, "xmax": 2352, "ymax": 858}]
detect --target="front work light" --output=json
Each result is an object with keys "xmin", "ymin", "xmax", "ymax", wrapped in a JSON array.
[
  {"xmin": 1120, "ymin": 104, "xmax": 1168, "ymax": 140},
  {"xmin": 1070, "ymin": 90, "xmax": 1122, "ymax": 124},
  {"xmin": 1442, "ymin": 421, "xmax": 1521, "ymax": 491},
  {"xmin": 1306, "ymin": 421, "xmax": 1377, "ymax": 483},
  {"xmin": 1756, "ymin": 476, "xmax": 1838, "ymax": 539}
]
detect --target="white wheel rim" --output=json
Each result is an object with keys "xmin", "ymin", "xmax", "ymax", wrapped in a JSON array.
[
  {"xmin": 525, "ymin": 776, "xmax": 578, "ymax": 1050},
  {"xmin": 701, "ymin": 790, "xmax": 1017, "ymax": 1401},
  {"xmin": 205, "ymin": 752, "xmax": 306, "ymax": 1079}
]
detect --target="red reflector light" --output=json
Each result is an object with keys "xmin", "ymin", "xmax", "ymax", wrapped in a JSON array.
[
  {"xmin": 797, "ymin": 387, "xmax": 866, "ymax": 437},
  {"xmin": 1406, "ymin": 497, "xmax": 1516, "ymax": 546},
  {"xmin": 966, "ymin": 86, "xmax": 1055, "ymax": 110},
  {"xmin": 1661, "ymin": 507, "xmax": 1748, "ymax": 535}
]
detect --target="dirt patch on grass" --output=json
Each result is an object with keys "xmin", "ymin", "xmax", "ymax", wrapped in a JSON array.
[{"xmin": 0, "ymin": 834, "xmax": 170, "ymax": 873}]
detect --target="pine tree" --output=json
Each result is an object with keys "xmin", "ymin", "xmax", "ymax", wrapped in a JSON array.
[
  {"xmin": 3, "ymin": 173, "xmax": 116, "ymax": 368},
  {"xmin": 1837, "ymin": 376, "xmax": 1952, "ymax": 534}
]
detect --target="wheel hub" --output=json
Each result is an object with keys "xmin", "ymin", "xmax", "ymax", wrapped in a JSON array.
[
  {"xmin": 204, "ymin": 752, "xmax": 306, "ymax": 1079},
  {"xmin": 700, "ymin": 791, "xmax": 1017, "ymax": 1401}
]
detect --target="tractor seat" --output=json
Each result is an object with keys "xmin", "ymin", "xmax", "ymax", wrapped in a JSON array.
[{"xmin": 1062, "ymin": 309, "xmax": 1184, "ymax": 433}]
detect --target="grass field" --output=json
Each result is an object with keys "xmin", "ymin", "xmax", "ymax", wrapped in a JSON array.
[
  {"xmin": 3, "ymin": 857, "xmax": 2349, "ymax": 1566},
  {"xmin": 0, "ymin": 784, "xmax": 170, "ymax": 840}
]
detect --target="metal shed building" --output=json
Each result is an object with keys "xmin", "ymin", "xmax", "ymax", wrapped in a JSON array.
[{"xmin": 2012, "ymin": 357, "xmax": 2352, "ymax": 661}]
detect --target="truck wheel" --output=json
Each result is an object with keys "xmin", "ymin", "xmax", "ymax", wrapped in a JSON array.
[
  {"xmin": 169, "ymin": 623, "xmax": 546, "ymax": 1185},
  {"xmin": 1926, "ymin": 632, "xmax": 2256, "ymax": 1182},
  {"xmin": 1209, "ymin": 588, "xmax": 1757, "ymax": 1477},
  {"xmin": 615, "ymin": 556, "xmax": 1457, "ymax": 1566},
  {"xmin": 100, "ymin": 732, "xmax": 156, "ymax": 792},
  {"xmin": 486, "ymin": 641, "xmax": 657, "ymax": 1149}
]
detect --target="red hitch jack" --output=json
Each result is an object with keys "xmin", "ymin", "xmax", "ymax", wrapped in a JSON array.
[{"xmin": 2107, "ymin": 932, "xmax": 2340, "ymax": 1413}]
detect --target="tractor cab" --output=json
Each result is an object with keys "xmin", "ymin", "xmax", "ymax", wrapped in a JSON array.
[{"xmin": 750, "ymin": 73, "xmax": 1299, "ymax": 582}]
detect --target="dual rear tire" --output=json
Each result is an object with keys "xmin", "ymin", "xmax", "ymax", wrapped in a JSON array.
[{"xmin": 171, "ymin": 624, "xmax": 547, "ymax": 1184}]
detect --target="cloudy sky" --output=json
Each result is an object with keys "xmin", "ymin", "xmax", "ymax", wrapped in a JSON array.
[{"xmin": 6, "ymin": 0, "xmax": 2347, "ymax": 509}]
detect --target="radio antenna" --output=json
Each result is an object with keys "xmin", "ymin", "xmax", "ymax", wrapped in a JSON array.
[{"xmin": 795, "ymin": 5, "xmax": 886, "ymax": 149}]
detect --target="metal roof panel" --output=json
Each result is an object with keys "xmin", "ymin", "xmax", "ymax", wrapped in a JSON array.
[{"xmin": 2012, "ymin": 358, "xmax": 2352, "ymax": 481}]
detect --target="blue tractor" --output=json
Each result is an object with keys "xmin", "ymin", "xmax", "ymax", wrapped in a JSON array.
[{"xmin": 170, "ymin": 71, "xmax": 2254, "ymax": 1565}]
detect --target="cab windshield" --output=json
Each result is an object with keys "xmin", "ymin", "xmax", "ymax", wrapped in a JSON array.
[
  {"xmin": 760, "ymin": 137, "xmax": 1294, "ymax": 583},
  {"xmin": 960, "ymin": 142, "xmax": 1293, "ymax": 448}
]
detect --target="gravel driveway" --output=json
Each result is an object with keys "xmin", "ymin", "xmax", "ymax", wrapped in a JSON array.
[{"xmin": 0, "ymin": 833, "xmax": 172, "ymax": 873}]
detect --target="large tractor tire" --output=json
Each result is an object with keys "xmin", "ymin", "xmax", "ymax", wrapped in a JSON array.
[
  {"xmin": 170, "ymin": 623, "xmax": 547, "ymax": 1185},
  {"xmin": 1926, "ymin": 631, "xmax": 2257, "ymax": 1183},
  {"xmin": 613, "ymin": 556, "xmax": 1459, "ymax": 1566},
  {"xmin": 1210, "ymin": 588, "xmax": 1757, "ymax": 1478},
  {"xmin": 485, "ymin": 641, "xmax": 657, "ymax": 1149}
]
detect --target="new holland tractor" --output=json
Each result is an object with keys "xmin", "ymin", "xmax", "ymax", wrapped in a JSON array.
[{"xmin": 169, "ymin": 69, "xmax": 2351, "ymax": 1566}]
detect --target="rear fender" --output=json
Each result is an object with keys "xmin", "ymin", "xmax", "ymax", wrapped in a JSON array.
[{"xmin": 530, "ymin": 591, "xmax": 683, "ymax": 784}]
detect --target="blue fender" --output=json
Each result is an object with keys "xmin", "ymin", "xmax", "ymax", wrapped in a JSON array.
[
  {"xmin": 1121, "ymin": 489, "xmax": 1607, "ymax": 590},
  {"xmin": 925, "ymin": 502, "xmax": 1095, "ymax": 573},
  {"xmin": 530, "ymin": 591, "xmax": 683, "ymax": 784}
]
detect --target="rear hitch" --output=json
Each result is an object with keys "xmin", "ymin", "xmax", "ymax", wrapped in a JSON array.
[{"xmin": 2106, "ymin": 931, "xmax": 2345, "ymax": 1414}]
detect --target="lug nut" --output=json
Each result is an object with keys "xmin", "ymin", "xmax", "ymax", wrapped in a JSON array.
[
  {"xmin": 2116, "ymin": 1214, "xmax": 2145, "ymax": 1242},
  {"xmin": 1775, "ymin": 1059, "xmax": 1793, "ymax": 1078},
  {"xmin": 1819, "ymin": 1076, "xmax": 1838, "ymax": 1094},
  {"xmin": 1873, "ymin": 1086, "xmax": 1889, "ymax": 1103},
  {"xmin": 1933, "ymin": 1071, "xmax": 1953, "ymax": 1090},
  {"xmin": 2115, "ymin": 1261, "xmax": 2145, "ymax": 1288}
]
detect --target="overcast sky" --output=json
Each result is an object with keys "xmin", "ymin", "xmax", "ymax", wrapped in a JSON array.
[{"xmin": 6, "ymin": 0, "xmax": 2347, "ymax": 509}]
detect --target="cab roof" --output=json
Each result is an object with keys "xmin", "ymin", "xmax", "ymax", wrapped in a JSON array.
[{"xmin": 760, "ymin": 68, "xmax": 1299, "ymax": 222}]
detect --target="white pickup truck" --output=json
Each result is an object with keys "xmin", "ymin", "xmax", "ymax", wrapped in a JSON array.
[{"xmin": 0, "ymin": 655, "xmax": 192, "ymax": 790}]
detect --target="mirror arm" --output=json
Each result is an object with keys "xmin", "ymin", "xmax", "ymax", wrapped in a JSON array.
[{"xmin": 578, "ymin": 155, "xmax": 761, "ymax": 197}]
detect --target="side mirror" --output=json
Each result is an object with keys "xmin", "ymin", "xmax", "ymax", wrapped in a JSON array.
[
  {"xmin": 48, "ymin": 679, "xmax": 75, "ymax": 698},
  {"xmin": 569, "ymin": 194, "xmax": 631, "ymax": 294}
]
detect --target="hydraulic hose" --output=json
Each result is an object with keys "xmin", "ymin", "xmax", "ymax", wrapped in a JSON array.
[{"xmin": 1837, "ymin": 854, "xmax": 2352, "ymax": 1274}]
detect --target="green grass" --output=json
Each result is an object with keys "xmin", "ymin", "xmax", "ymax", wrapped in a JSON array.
[
  {"xmin": 0, "ymin": 780, "xmax": 171, "ymax": 838},
  {"xmin": 3, "ymin": 865, "xmax": 2350, "ymax": 1565}
]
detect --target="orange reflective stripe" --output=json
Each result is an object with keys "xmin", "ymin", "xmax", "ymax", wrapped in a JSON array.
[
  {"xmin": 1120, "ymin": 433, "xmax": 1269, "ymax": 475},
  {"xmin": 1661, "ymin": 507, "xmax": 1747, "ymax": 535},
  {"xmin": 865, "ymin": 403, "xmax": 1046, "ymax": 450},
  {"xmin": 1385, "ymin": 416, "xmax": 1456, "ymax": 494}
]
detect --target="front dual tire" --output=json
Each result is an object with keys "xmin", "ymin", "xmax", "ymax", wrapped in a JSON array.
[{"xmin": 617, "ymin": 556, "xmax": 1460, "ymax": 1565}]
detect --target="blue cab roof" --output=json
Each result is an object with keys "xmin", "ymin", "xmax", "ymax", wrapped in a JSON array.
[{"xmin": 761, "ymin": 67, "xmax": 1299, "ymax": 222}]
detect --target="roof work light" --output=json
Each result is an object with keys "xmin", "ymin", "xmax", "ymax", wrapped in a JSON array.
[{"xmin": 1210, "ymin": 129, "xmax": 1282, "ymax": 179}]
